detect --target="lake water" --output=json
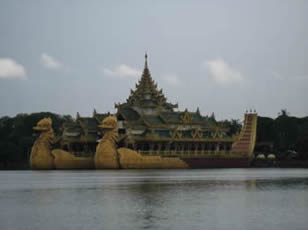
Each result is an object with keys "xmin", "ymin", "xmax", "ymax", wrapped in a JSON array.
[{"xmin": 0, "ymin": 169, "xmax": 308, "ymax": 230}]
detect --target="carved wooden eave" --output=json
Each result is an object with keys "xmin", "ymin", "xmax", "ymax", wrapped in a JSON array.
[
  {"xmin": 212, "ymin": 129, "xmax": 221, "ymax": 138},
  {"xmin": 181, "ymin": 109, "xmax": 192, "ymax": 124},
  {"xmin": 170, "ymin": 128, "xmax": 183, "ymax": 139},
  {"xmin": 192, "ymin": 128, "xmax": 202, "ymax": 139}
]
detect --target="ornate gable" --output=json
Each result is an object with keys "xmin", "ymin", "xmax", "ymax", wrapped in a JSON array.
[{"xmin": 181, "ymin": 109, "xmax": 192, "ymax": 124}]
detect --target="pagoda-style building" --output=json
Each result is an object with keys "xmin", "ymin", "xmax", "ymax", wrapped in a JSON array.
[
  {"xmin": 60, "ymin": 111, "xmax": 110, "ymax": 157},
  {"xmin": 60, "ymin": 54, "xmax": 257, "ymax": 167},
  {"xmin": 114, "ymin": 54, "xmax": 233, "ymax": 155}
]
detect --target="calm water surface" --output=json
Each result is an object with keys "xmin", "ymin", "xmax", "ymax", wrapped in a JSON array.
[{"xmin": 0, "ymin": 169, "xmax": 308, "ymax": 230}]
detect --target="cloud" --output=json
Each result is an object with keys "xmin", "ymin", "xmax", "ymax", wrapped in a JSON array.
[
  {"xmin": 204, "ymin": 58, "xmax": 244, "ymax": 86},
  {"xmin": 0, "ymin": 58, "xmax": 26, "ymax": 80},
  {"xmin": 41, "ymin": 53, "xmax": 62, "ymax": 69},
  {"xmin": 161, "ymin": 73, "xmax": 181, "ymax": 86},
  {"xmin": 103, "ymin": 64, "xmax": 141, "ymax": 79}
]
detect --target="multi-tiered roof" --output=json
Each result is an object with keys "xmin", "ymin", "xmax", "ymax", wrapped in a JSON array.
[
  {"xmin": 114, "ymin": 54, "xmax": 222, "ymax": 133},
  {"xmin": 115, "ymin": 54, "xmax": 178, "ymax": 111}
]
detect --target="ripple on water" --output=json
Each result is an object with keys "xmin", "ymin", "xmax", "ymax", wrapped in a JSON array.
[{"xmin": 0, "ymin": 169, "xmax": 308, "ymax": 230}]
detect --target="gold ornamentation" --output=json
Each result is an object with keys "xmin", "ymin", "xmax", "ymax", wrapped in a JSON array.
[
  {"xmin": 95, "ymin": 115, "xmax": 119, "ymax": 169},
  {"xmin": 94, "ymin": 115, "xmax": 188, "ymax": 169},
  {"xmin": 30, "ymin": 117, "xmax": 94, "ymax": 169},
  {"xmin": 30, "ymin": 118, "xmax": 55, "ymax": 169},
  {"xmin": 192, "ymin": 128, "xmax": 202, "ymax": 139},
  {"xmin": 181, "ymin": 109, "xmax": 192, "ymax": 124}
]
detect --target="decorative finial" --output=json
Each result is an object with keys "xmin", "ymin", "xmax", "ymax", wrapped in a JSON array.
[{"xmin": 144, "ymin": 52, "xmax": 148, "ymax": 69}]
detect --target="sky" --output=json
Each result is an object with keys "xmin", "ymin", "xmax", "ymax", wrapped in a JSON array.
[{"xmin": 0, "ymin": 0, "xmax": 308, "ymax": 120}]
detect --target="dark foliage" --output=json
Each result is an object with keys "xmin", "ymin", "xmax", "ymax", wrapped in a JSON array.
[
  {"xmin": 221, "ymin": 119, "xmax": 242, "ymax": 136},
  {"xmin": 0, "ymin": 112, "xmax": 72, "ymax": 165},
  {"xmin": 257, "ymin": 110, "xmax": 308, "ymax": 159}
]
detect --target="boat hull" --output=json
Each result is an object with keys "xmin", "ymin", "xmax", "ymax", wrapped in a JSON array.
[{"xmin": 181, "ymin": 157, "xmax": 252, "ymax": 168}]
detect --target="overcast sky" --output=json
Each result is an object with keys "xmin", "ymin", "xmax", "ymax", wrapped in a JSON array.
[{"xmin": 0, "ymin": 0, "xmax": 308, "ymax": 120}]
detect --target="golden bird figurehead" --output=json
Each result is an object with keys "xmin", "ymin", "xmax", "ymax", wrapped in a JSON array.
[
  {"xmin": 33, "ymin": 117, "xmax": 52, "ymax": 131},
  {"xmin": 99, "ymin": 115, "xmax": 117, "ymax": 130}
]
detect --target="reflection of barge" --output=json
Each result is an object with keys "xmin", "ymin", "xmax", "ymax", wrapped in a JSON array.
[{"xmin": 61, "ymin": 54, "xmax": 257, "ymax": 168}]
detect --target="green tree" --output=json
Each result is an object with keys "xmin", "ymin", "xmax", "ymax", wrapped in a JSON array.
[
  {"xmin": 221, "ymin": 119, "xmax": 242, "ymax": 136},
  {"xmin": 274, "ymin": 111, "xmax": 298, "ymax": 152},
  {"xmin": 256, "ymin": 116, "xmax": 275, "ymax": 143},
  {"xmin": 296, "ymin": 118, "xmax": 308, "ymax": 159}
]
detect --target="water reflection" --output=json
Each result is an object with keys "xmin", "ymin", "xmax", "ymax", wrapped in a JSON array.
[
  {"xmin": 129, "ymin": 183, "xmax": 168, "ymax": 229},
  {"xmin": 100, "ymin": 172, "xmax": 308, "ymax": 230},
  {"xmin": 0, "ymin": 169, "xmax": 308, "ymax": 230}
]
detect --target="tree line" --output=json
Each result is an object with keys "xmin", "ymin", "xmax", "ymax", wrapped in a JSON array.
[{"xmin": 256, "ymin": 109, "xmax": 308, "ymax": 160}]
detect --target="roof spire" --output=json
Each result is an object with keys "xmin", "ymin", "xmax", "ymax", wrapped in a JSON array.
[{"xmin": 144, "ymin": 52, "xmax": 148, "ymax": 69}]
